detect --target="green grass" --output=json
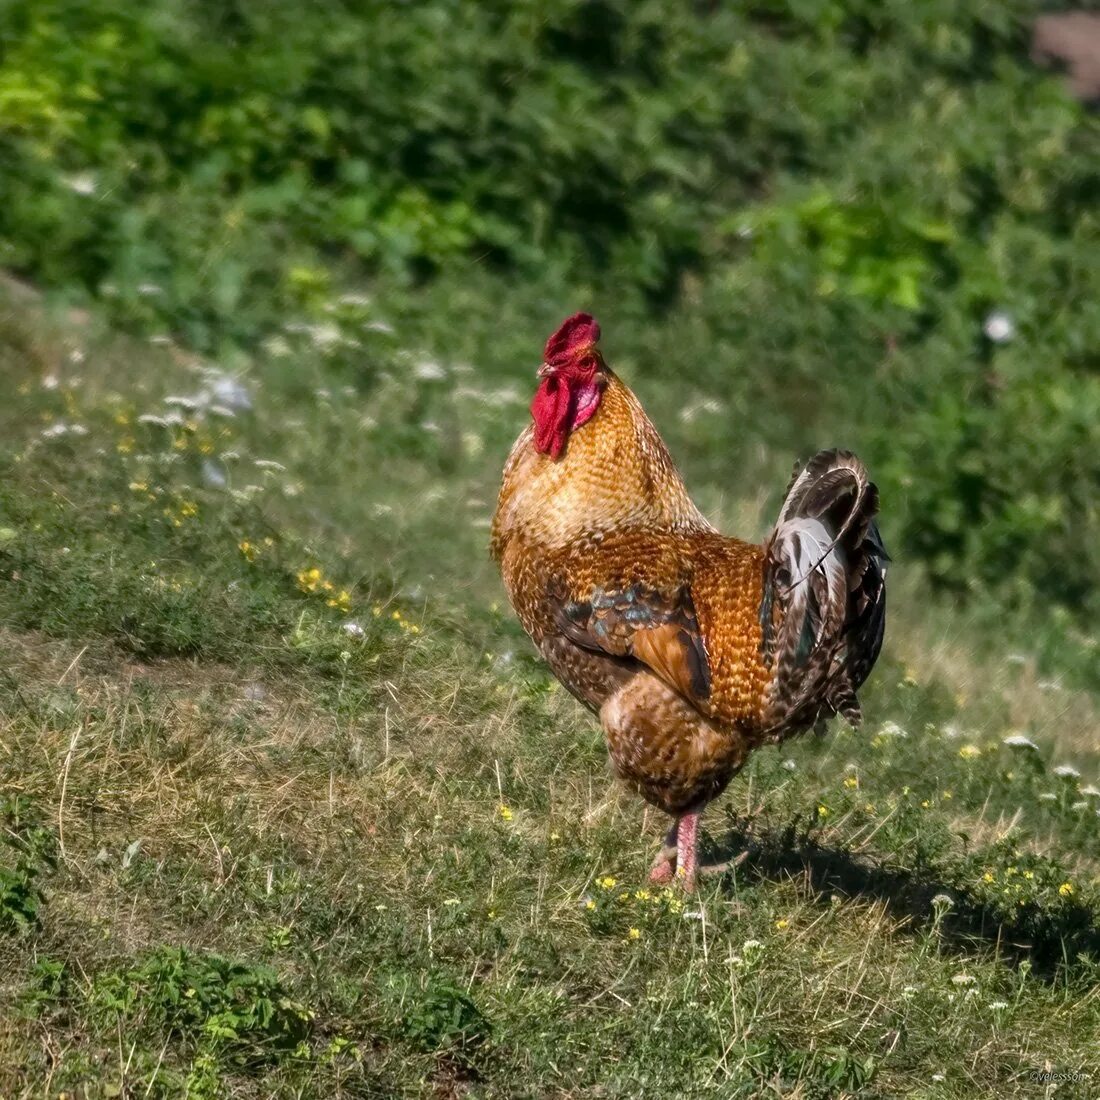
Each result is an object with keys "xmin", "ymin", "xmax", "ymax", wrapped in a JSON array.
[{"xmin": 1, "ymin": 282, "xmax": 1099, "ymax": 1098}]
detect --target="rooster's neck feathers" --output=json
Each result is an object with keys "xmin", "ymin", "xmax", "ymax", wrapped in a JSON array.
[{"xmin": 492, "ymin": 372, "xmax": 712, "ymax": 558}]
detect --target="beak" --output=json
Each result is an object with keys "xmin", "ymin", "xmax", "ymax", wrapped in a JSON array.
[{"xmin": 537, "ymin": 362, "xmax": 555, "ymax": 379}]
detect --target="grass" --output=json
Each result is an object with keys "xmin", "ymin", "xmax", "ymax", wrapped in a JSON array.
[{"xmin": 1, "ymin": 279, "xmax": 1099, "ymax": 1099}]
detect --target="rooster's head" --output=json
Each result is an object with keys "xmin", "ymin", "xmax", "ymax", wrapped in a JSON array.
[{"xmin": 531, "ymin": 312, "xmax": 606, "ymax": 459}]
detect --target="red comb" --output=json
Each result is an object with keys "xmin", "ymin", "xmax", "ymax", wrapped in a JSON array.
[{"xmin": 544, "ymin": 312, "xmax": 601, "ymax": 367}]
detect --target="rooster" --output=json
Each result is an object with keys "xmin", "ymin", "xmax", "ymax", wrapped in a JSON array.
[{"xmin": 491, "ymin": 313, "xmax": 887, "ymax": 890}]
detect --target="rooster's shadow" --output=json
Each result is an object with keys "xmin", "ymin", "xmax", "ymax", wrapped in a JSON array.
[{"xmin": 703, "ymin": 814, "xmax": 1100, "ymax": 980}]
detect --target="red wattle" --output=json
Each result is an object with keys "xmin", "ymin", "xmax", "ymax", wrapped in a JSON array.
[{"xmin": 531, "ymin": 375, "xmax": 573, "ymax": 459}]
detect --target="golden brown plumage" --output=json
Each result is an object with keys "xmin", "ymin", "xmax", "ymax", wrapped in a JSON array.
[{"xmin": 491, "ymin": 313, "xmax": 887, "ymax": 887}]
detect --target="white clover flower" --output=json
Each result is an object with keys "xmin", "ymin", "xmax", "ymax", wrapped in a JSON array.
[
  {"xmin": 983, "ymin": 311, "xmax": 1015, "ymax": 343},
  {"xmin": 63, "ymin": 172, "xmax": 97, "ymax": 196},
  {"xmin": 1054, "ymin": 764, "xmax": 1081, "ymax": 779},
  {"xmin": 1002, "ymin": 733, "xmax": 1039, "ymax": 751}
]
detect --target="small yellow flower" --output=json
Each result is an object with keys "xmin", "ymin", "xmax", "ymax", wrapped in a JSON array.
[
  {"xmin": 114, "ymin": 411, "xmax": 131, "ymax": 427},
  {"xmin": 817, "ymin": 804, "xmax": 829, "ymax": 818},
  {"xmin": 498, "ymin": 804, "xmax": 513, "ymax": 821},
  {"xmin": 1059, "ymin": 882, "xmax": 1074, "ymax": 898},
  {"xmin": 128, "ymin": 481, "xmax": 147, "ymax": 492},
  {"xmin": 198, "ymin": 439, "xmax": 215, "ymax": 455},
  {"xmin": 627, "ymin": 927, "xmax": 641, "ymax": 941},
  {"xmin": 239, "ymin": 540, "xmax": 257, "ymax": 562},
  {"xmin": 959, "ymin": 745, "xmax": 982, "ymax": 760},
  {"xmin": 117, "ymin": 438, "xmax": 135, "ymax": 454},
  {"xmin": 942, "ymin": 789, "xmax": 953, "ymax": 800},
  {"xmin": 391, "ymin": 610, "xmax": 402, "ymax": 620},
  {"xmin": 863, "ymin": 802, "xmax": 876, "ymax": 815},
  {"xmin": 549, "ymin": 831, "xmax": 561, "ymax": 842},
  {"xmin": 775, "ymin": 919, "xmax": 789, "ymax": 930},
  {"xmin": 598, "ymin": 876, "xmax": 617, "ymax": 890},
  {"xmin": 982, "ymin": 872, "xmax": 995, "ymax": 883},
  {"xmin": 921, "ymin": 800, "xmax": 931, "ymax": 809},
  {"xmin": 1023, "ymin": 871, "xmax": 1034, "ymax": 880},
  {"xmin": 634, "ymin": 889, "xmax": 651, "ymax": 901},
  {"xmin": 372, "ymin": 605, "xmax": 382, "ymax": 617},
  {"xmin": 179, "ymin": 500, "xmax": 198, "ymax": 517},
  {"xmin": 585, "ymin": 899, "xmax": 596, "ymax": 911},
  {"xmin": 487, "ymin": 909, "xmax": 497, "ymax": 919},
  {"xmin": 843, "ymin": 776, "xmax": 859, "ymax": 789}
]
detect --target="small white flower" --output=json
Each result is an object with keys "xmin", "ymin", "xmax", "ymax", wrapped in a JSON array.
[
  {"xmin": 137, "ymin": 282, "xmax": 163, "ymax": 296},
  {"xmin": 931, "ymin": 1073, "xmax": 946, "ymax": 1082},
  {"xmin": 342, "ymin": 621, "xmax": 365, "ymax": 639},
  {"xmin": 931, "ymin": 893, "xmax": 954, "ymax": 910},
  {"xmin": 201, "ymin": 460, "xmax": 227, "ymax": 489},
  {"xmin": 1002, "ymin": 733, "xmax": 1039, "ymax": 751},
  {"xmin": 988, "ymin": 1001, "xmax": 1008, "ymax": 1011},
  {"xmin": 63, "ymin": 172, "xmax": 97, "ymax": 196},
  {"xmin": 364, "ymin": 320, "xmax": 395, "ymax": 334},
  {"xmin": 951, "ymin": 973, "xmax": 977, "ymax": 986},
  {"xmin": 338, "ymin": 292, "xmax": 371, "ymax": 307},
  {"xmin": 782, "ymin": 759, "xmax": 798, "ymax": 771},
  {"xmin": 983, "ymin": 310, "xmax": 1015, "ymax": 343},
  {"xmin": 208, "ymin": 375, "xmax": 252, "ymax": 411},
  {"xmin": 149, "ymin": 334, "xmax": 173, "ymax": 346},
  {"xmin": 1005, "ymin": 653, "xmax": 1028, "ymax": 665},
  {"xmin": 42, "ymin": 374, "xmax": 60, "ymax": 390},
  {"xmin": 414, "ymin": 359, "xmax": 446, "ymax": 381},
  {"xmin": 878, "ymin": 720, "xmax": 908, "ymax": 738},
  {"xmin": 682, "ymin": 910, "xmax": 705, "ymax": 921},
  {"xmin": 902, "ymin": 985, "xmax": 919, "ymax": 997},
  {"xmin": 1038, "ymin": 792, "xmax": 1057, "ymax": 802},
  {"xmin": 254, "ymin": 459, "xmax": 286, "ymax": 472},
  {"xmin": 68, "ymin": 348, "xmax": 86, "ymax": 365},
  {"xmin": 1078, "ymin": 784, "xmax": 1100, "ymax": 798},
  {"xmin": 1054, "ymin": 764, "xmax": 1081, "ymax": 779},
  {"xmin": 1071, "ymin": 800, "xmax": 1089, "ymax": 812},
  {"xmin": 164, "ymin": 395, "xmax": 202, "ymax": 410},
  {"xmin": 742, "ymin": 939, "xmax": 764, "ymax": 952}
]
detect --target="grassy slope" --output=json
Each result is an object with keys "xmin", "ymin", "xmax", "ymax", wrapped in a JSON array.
[{"xmin": 1, "ymin": 283, "xmax": 1099, "ymax": 1099}]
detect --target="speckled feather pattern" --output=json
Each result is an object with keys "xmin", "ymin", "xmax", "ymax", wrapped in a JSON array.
[{"xmin": 491, "ymin": 369, "xmax": 885, "ymax": 816}]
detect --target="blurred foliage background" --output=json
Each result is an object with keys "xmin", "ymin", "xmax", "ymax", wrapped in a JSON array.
[{"xmin": 0, "ymin": 0, "xmax": 1098, "ymax": 628}]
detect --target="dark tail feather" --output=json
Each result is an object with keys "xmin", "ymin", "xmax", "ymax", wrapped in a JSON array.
[{"xmin": 759, "ymin": 450, "xmax": 888, "ymax": 737}]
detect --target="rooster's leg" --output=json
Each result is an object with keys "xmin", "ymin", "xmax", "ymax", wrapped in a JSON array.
[
  {"xmin": 648, "ymin": 821, "xmax": 679, "ymax": 884},
  {"xmin": 675, "ymin": 811, "xmax": 700, "ymax": 893}
]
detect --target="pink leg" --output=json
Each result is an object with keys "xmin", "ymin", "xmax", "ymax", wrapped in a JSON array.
[{"xmin": 676, "ymin": 811, "xmax": 700, "ymax": 893}]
